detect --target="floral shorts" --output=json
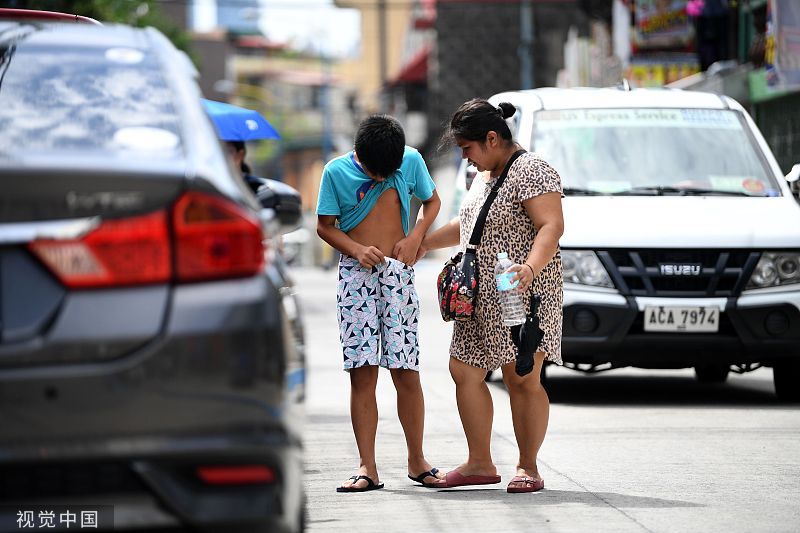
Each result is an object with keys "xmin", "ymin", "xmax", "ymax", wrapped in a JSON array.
[{"xmin": 337, "ymin": 255, "xmax": 420, "ymax": 371}]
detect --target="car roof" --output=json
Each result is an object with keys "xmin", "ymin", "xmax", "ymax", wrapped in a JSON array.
[
  {"xmin": 0, "ymin": 8, "xmax": 101, "ymax": 25},
  {"xmin": 0, "ymin": 21, "xmax": 149, "ymax": 48},
  {"xmin": 494, "ymin": 87, "xmax": 731, "ymax": 111}
]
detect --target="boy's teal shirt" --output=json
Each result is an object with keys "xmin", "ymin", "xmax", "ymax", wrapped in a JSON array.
[{"xmin": 315, "ymin": 146, "xmax": 436, "ymax": 235}]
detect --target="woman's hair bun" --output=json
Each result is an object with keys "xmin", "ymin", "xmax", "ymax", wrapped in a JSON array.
[{"xmin": 498, "ymin": 102, "xmax": 516, "ymax": 119}]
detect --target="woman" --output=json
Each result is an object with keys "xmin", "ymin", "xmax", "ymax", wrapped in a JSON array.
[
  {"xmin": 225, "ymin": 140, "xmax": 262, "ymax": 192},
  {"xmin": 419, "ymin": 98, "xmax": 564, "ymax": 493}
]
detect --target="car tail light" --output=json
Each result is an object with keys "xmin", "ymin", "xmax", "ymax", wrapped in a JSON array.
[
  {"xmin": 29, "ymin": 191, "xmax": 265, "ymax": 288},
  {"xmin": 196, "ymin": 465, "xmax": 276, "ymax": 485},
  {"xmin": 172, "ymin": 191, "xmax": 265, "ymax": 282},
  {"xmin": 29, "ymin": 211, "xmax": 171, "ymax": 288}
]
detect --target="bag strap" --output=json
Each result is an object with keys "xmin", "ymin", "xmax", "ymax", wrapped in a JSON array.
[{"xmin": 466, "ymin": 149, "xmax": 526, "ymax": 249}]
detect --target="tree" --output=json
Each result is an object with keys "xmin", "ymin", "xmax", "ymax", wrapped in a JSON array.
[{"xmin": 2, "ymin": 0, "xmax": 193, "ymax": 58}]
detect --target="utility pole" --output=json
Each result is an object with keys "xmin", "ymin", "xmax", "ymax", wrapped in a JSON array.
[
  {"xmin": 519, "ymin": 0, "xmax": 535, "ymax": 89},
  {"xmin": 378, "ymin": 0, "xmax": 388, "ymax": 111},
  {"xmin": 321, "ymin": 53, "xmax": 333, "ymax": 164}
]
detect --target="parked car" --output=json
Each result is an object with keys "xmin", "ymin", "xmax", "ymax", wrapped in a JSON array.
[
  {"xmin": 0, "ymin": 14, "xmax": 305, "ymax": 532},
  {"xmin": 247, "ymin": 176, "xmax": 309, "ymax": 266},
  {"xmin": 459, "ymin": 87, "xmax": 800, "ymax": 401}
]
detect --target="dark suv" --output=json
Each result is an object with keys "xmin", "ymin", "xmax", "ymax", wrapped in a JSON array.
[{"xmin": 0, "ymin": 16, "xmax": 305, "ymax": 532}]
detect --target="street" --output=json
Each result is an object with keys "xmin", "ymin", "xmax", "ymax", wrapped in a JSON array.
[
  {"xmin": 2, "ymin": 5, "xmax": 799, "ymax": 533},
  {"xmin": 298, "ymin": 261, "xmax": 800, "ymax": 533}
]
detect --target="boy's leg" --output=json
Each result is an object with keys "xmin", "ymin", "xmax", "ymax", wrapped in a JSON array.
[
  {"xmin": 382, "ymin": 260, "xmax": 443, "ymax": 483},
  {"xmin": 337, "ymin": 255, "xmax": 383, "ymax": 489},
  {"xmin": 389, "ymin": 369, "xmax": 441, "ymax": 482},
  {"xmin": 343, "ymin": 365, "xmax": 380, "ymax": 490}
]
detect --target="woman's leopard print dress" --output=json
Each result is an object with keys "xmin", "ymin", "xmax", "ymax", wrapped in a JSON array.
[{"xmin": 450, "ymin": 152, "xmax": 564, "ymax": 370}]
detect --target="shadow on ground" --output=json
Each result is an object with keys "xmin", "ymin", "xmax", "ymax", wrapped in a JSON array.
[
  {"xmin": 375, "ymin": 487, "xmax": 702, "ymax": 508},
  {"xmin": 489, "ymin": 369, "xmax": 793, "ymax": 408}
]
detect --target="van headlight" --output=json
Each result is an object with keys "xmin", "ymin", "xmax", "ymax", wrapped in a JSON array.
[
  {"xmin": 746, "ymin": 252, "xmax": 800, "ymax": 289},
  {"xmin": 562, "ymin": 250, "xmax": 613, "ymax": 288}
]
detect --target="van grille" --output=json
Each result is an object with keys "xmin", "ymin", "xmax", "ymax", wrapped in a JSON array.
[{"xmin": 599, "ymin": 250, "xmax": 761, "ymax": 297}]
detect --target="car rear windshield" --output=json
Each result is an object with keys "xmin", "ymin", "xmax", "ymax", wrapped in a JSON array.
[
  {"xmin": 532, "ymin": 108, "xmax": 780, "ymax": 196},
  {"xmin": 0, "ymin": 40, "xmax": 182, "ymax": 159}
]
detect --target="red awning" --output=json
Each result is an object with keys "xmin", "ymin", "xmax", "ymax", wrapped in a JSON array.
[
  {"xmin": 414, "ymin": 0, "xmax": 436, "ymax": 29},
  {"xmin": 235, "ymin": 35, "xmax": 287, "ymax": 51},
  {"xmin": 390, "ymin": 46, "xmax": 430, "ymax": 86}
]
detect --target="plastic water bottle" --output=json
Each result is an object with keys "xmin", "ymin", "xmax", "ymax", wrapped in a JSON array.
[{"xmin": 495, "ymin": 252, "xmax": 526, "ymax": 326}]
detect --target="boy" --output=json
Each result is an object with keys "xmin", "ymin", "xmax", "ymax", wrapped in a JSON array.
[{"xmin": 316, "ymin": 115, "xmax": 442, "ymax": 492}]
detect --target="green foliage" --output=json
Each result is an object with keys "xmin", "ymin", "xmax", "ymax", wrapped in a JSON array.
[{"xmin": 3, "ymin": 0, "xmax": 194, "ymax": 59}]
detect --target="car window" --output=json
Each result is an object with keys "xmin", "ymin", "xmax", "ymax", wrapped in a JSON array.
[
  {"xmin": 0, "ymin": 40, "xmax": 182, "ymax": 158},
  {"xmin": 532, "ymin": 108, "xmax": 779, "ymax": 196}
]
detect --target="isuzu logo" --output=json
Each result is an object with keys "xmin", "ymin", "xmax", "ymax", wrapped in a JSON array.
[{"xmin": 659, "ymin": 263, "xmax": 702, "ymax": 276}]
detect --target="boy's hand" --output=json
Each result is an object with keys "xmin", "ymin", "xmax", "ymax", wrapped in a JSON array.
[
  {"xmin": 392, "ymin": 235, "xmax": 421, "ymax": 266},
  {"xmin": 356, "ymin": 245, "xmax": 385, "ymax": 268}
]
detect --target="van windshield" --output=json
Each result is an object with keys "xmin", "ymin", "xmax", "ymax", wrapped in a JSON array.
[{"xmin": 532, "ymin": 108, "xmax": 779, "ymax": 197}]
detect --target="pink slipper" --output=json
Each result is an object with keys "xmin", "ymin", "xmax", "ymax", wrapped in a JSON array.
[
  {"xmin": 507, "ymin": 476, "xmax": 544, "ymax": 493},
  {"xmin": 443, "ymin": 470, "xmax": 501, "ymax": 488}
]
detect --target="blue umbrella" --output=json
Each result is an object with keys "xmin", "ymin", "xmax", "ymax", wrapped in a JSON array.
[{"xmin": 201, "ymin": 98, "xmax": 280, "ymax": 141}]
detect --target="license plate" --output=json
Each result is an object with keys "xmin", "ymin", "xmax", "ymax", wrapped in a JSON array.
[{"xmin": 643, "ymin": 306, "xmax": 719, "ymax": 332}]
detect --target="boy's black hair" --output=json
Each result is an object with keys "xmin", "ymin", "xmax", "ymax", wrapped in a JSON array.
[{"xmin": 354, "ymin": 114, "xmax": 405, "ymax": 178}]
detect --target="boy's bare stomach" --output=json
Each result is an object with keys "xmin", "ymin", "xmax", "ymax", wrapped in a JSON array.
[{"xmin": 346, "ymin": 188, "xmax": 405, "ymax": 258}]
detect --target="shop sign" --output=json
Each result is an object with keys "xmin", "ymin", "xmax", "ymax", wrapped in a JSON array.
[
  {"xmin": 766, "ymin": 0, "xmax": 800, "ymax": 92},
  {"xmin": 634, "ymin": 0, "xmax": 694, "ymax": 49}
]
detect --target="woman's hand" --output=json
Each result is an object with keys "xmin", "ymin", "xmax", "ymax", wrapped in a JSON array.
[
  {"xmin": 509, "ymin": 262, "xmax": 536, "ymax": 291},
  {"xmin": 415, "ymin": 240, "xmax": 429, "ymax": 263}
]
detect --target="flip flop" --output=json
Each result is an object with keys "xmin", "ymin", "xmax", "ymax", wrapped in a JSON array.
[
  {"xmin": 336, "ymin": 475, "xmax": 384, "ymax": 493},
  {"xmin": 507, "ymin": 476, "xmax": 544, "ymax": 493},
  {"xmin": 443, "ymin": 470, "xmax": 501, "ymax": 488},
  {"xmin": 408, "ymin": 467, "xmax": 443, "ymax": 488}
]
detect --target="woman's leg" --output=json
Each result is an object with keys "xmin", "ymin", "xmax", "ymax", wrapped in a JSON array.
[
  {"xmin": 449, "ymin": 356, "xmax": 497, "ymax": 475},
  {"xmin": 341, "ymin": 365, "xmax": 380, "ymax": 489},
  {"xmin": 501, "ymin": 352, "xmax": 549, "ymax": 482}
]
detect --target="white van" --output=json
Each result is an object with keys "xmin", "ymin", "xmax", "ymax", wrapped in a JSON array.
[{"xmin": 456, "ymin": 87, "xmax": 800, "ymax": 401}]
